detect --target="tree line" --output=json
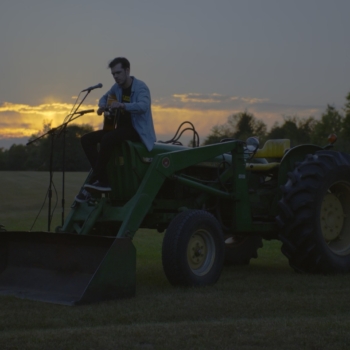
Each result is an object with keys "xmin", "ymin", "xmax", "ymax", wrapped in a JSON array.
[
  {"xmin": 0, "ymin": 91, "xmax": 349, "ymax": 171},
  {"xmin": 0, "ymin": 123, "xmax": 93, "ymax": 171},
  {"xmin": 203, "ymin": 92, "xmax": 350, "ymax": 152}
]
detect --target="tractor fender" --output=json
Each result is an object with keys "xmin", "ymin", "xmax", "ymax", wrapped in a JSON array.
[{"xmin": 278, "ymin": 144, "xmax": 322, "ymax": 188}]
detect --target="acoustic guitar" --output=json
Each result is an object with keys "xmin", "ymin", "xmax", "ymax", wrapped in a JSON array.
[{"xmin": 103, "ymin": 94, "xmax": 118, "ymax": 131}]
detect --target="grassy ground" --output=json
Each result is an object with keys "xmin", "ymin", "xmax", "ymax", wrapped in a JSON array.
[
  {"xmin": 0, "ymin": 171, "xmax": 87, "ymax": 231},
  {"xmin": 1, "ymin": 172, "xmax": 350, "ymax": 349}
]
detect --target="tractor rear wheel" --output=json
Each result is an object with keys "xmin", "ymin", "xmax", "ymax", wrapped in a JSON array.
[
  {"xmin": 224, "ymin": 235, "xmax": 263, "ymax": 265},
  {"xmin": 162, "ymin": 210, "xmax": 224, "ymax": 286},
  {"xmin": 277, "ymin": 150, "xmax": 350, "ymax": 273}
]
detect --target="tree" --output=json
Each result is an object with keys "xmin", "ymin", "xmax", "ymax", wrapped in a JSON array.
[
  {"xmin": 202, "ymin": 91, "xmax": 350, "ymax": 151},
  {"xmin": 2, "ymin": 123, "xmax": 94, "ymax": 171},
  {"xmin": 340, "ymin": 93, "xmax": 350, "ymax": 140},
  {"xmin": 6, "ymin": 144, "xmax": 28, "ymax": 170},
  {"xmin": 202, "ymin": 124, "xmax": 234, "ymax": 145},
  {"xmin": 267, "ymin": 116, "xmax": 316, "ymax": 146},
  {"xmin": 227, "ymin": 112, "xmax": 267, "ymax": 141},
  {"xmin": 344, "ymin": 92, "xmax": 350, "ymax": 116},
  {"xmin": 203, "ymin": 111, "xmax": 267, "ymax": 145},
  {"xmin": 0, "ymin": 148, "xmax": 8, "ymax": 170},
  {"xmin": 311, "ymin": 105, "xmax": 343, "ymax": 146},
  {"xmin": 32, "ymin": 124, "xmax": 93, "ymax": 171},
  {"xmin": 53, "ymin": 124, "xmax": 93, "ymax": 171}
]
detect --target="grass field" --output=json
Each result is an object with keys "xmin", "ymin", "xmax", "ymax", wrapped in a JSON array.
[{"xmin": 1, "ymin": 172, "xmax": 350, "ymax": 349}]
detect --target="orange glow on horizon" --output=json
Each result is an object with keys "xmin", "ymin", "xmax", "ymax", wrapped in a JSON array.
[
  {"xmin": 0, "ymin": 101, "xmax": 233, "ymax": 141},
  {"xmin": 0, "ymin": 99, "xmax": 313, "ymax": 144},
  {"xmin": 152, "ymin": 105, "xmax": 233, "ymax": 138},
  {"xmin": 0, "ymin": 101, "xmax": 101, "ymax": 139}
]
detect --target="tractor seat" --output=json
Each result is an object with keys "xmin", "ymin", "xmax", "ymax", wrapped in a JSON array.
[{"xmin": 246, "ymin": 139, "xmax": 290, "ymax": 172}]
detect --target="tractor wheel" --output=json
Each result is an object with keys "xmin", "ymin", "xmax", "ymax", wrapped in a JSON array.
[
  {"xmin": 162, "ymin": 210, "xmax": 224, "ymax": 286},
  {"xmin": 224, "ymin": 235, "xmax": 263, "ymax": 265},
  {"xmin": 277, "ymin": 150, "xmax": 350, "ymax": 273}
]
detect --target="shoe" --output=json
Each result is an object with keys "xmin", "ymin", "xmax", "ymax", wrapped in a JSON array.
[
  {"xmin": 75, "ymin": 189, "xmax": 92, "ymax": 203},
  {"xmin": 84, "ymin": 180, "xmax": 112, "ymax": 192}
]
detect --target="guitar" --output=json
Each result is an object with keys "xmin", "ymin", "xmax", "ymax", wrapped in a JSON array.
[{"xmin": 103, "ymin": 94, "xmax": 118, "ymax": 131}]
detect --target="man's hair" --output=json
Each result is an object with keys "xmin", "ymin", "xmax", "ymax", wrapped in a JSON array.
[{"xmin": 108, "ymin": 57, "xmax": 130, "ymax": 70}]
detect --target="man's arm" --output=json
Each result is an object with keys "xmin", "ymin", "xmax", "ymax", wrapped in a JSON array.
[
  {"xmin": 124, "ymin": 84, "xmax": 151, "ymax": 114},
  {"xmin": 109, "ymin": 85, "xmax": 151, "ymax": 114}
]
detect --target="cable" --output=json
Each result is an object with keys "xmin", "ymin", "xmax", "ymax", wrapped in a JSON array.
[
  {"xmin": 64, "ymin": 92, "xmax": 82, "ymax": 124},
  {"xmin": 30, "ymin": 180, "xmax": 59, "ymax": 232},
  {"xmin": 29, "ymin": 187, "xmax": 49, "ymax": 231},
  {"xmin": 50, "ymin": 180, "xmax": 59, "ymax": 224},
  {"xmin": 158, "ymin": 121, "xmax": 200, "ymax": 147}
]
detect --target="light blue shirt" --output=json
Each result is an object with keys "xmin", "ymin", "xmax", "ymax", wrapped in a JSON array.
[{"xmin": 98, "ymin": 77, "xmax": 156, "ymax": 151}]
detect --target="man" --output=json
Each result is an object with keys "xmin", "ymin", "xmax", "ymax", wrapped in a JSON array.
[{"xmin": 75, "ymin": 57, "xmax": 156, "ymax": 203}]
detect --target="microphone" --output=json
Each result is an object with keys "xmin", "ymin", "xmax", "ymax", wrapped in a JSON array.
[
  {"xmin": 81, "ymin": 83, "xmax": 103, "ymax": 92},
  {"xmin": 74, "ymin": 109, "xmax": 95, "ymax": 115}
]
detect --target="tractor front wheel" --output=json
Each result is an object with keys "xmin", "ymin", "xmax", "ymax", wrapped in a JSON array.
[
  {"xmin": 162, "ymin": 210, "xmax": 224, "ymax": 286},
  {"xmin": 278, "ymin": 151, "xmax": 350, "ymax": 273}
]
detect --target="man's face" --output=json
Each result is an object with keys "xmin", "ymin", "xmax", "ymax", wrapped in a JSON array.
[{"xmin": 111, "ymin": 63, "xmax": 130, "ymax": 87}]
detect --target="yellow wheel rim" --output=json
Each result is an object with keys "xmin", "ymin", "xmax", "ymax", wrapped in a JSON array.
[
  {"xmin": 321, "ymin": 193, "xmax": 344, "ymax": 241},
  {"xmin": 187, "ymin": 229, "xmax": 215, "ymax": 276},
  {"xmin": 320, "ymin": 182, "xmax": 350, "ymax": 255}
]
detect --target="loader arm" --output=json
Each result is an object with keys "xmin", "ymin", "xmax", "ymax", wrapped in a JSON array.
[{"xmin": 114, "ymin": 139, "xmax": 251, "ymax": 238}]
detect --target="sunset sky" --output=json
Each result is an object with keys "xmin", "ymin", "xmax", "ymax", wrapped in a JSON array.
[{"xmin": 1, "ymin": 0, "xmax": 349, "ymax": 149}]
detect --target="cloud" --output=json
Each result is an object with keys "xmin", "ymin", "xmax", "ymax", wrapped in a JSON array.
[
  {"xmin": 0, "ymin": 101, "xmax": 100, "ymax": 140},
  {"xmin": 172, "ymin": 93, "xmax": 233, "ymax": 104},
  {"xmin": 154, "ymin": 93, "xmax": 324, "ymax": 130},
  {"xmin": 0, "ymin": 94, "xmax": 326, "ymax": 148},
  {"xmin": 171, "ymin": 93, "xmax": 269, "ymax": 105}
]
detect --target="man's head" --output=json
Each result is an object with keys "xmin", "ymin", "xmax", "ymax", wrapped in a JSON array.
[
  {"xmin": 108, "ymin": 57, "xmax": 132, "ymax": 89},
  {"xmin": 108, "ymin": 57, "xmax": 130, "ymax": 70}
]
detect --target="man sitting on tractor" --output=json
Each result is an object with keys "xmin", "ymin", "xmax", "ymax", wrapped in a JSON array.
[{"xmin": 75, "ymin": 57, "xmax": 156, "ymax": 203}]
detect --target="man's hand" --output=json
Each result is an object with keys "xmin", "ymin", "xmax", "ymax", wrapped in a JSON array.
[
  {"xmin": 97, "ymin": 107, "xmax": 105, "ymax": 116},
  {"xmin": 110, "ymin": 101, "xmax": 125, "ymax": 109}
]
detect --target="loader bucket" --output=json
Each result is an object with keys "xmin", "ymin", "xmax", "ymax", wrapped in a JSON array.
[{"xmin": 0, "ymin": 231, "xmax": 136, "ymax": 305}]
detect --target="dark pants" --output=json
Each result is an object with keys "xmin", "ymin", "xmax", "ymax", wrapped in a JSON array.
[{"xmin": 81, "ymin": 127, "xmax": 141, "ymax": 183}]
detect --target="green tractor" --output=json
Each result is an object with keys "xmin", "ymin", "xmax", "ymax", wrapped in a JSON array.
[{"xmin": 1, "ymin": 128, "xmax": 349, "ymax": 304}]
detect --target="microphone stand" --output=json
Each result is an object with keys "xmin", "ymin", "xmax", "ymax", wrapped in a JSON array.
[
  {"xmin": 59, "ymin": 89, "xmax": 95, "ymax": 226},
  {"xmin": 62, "ymin": 126, "xmax": 66, "ymax": 226},
  {"xmin": 27, "ymin": 125, "xmax": 60, "ymax": 231},
  {"xmin": 58, "ymin": 109, "xmax": 94, "ymax": 226},
  {"xmin": 27, "ymin": 106, "xmax": 94, "ymax": 231}
]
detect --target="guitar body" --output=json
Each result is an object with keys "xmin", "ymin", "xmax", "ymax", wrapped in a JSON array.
[{"xmin": 103, "ymin": 94, "xmax": 118, "ymax": 131}]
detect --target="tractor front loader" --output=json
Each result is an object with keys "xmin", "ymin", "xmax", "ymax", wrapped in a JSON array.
[{"xmin": 1, "ymin": 135, "xmax": 350, "ymax": 305}]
